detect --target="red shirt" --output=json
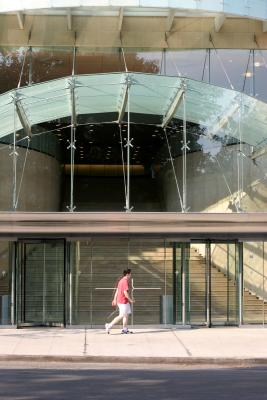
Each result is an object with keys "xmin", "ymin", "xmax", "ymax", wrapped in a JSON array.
[{"xmin": 116, "ymin": 276, "xmax": 129, "ymax": 304}]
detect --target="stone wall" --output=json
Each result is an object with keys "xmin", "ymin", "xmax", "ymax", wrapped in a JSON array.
[{"xmin": 0, "ymin": 145, "xmax": 61, "ymax": 211}]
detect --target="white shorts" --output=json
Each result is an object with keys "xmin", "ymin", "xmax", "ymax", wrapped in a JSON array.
[{"xmin": 118, "ymin": 303, "xmax": 131, "ymax": 316}]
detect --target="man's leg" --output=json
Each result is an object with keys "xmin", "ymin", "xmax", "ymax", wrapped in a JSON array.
[
  {"xmin": 122, "ymin": 314, "xmax": 128, "ymax": 329},
  {"xmin": 106, "ymin": 313, "xmax": 124, "ymax": 333},
  {"xmin": 109, "ymin": 314, "xmax": 123, "ymax": 328}
]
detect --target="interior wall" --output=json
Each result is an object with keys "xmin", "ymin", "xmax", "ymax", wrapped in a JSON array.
[{"xmin": 62, "ymin": 175, "xmax": 162, "ymax": 211}]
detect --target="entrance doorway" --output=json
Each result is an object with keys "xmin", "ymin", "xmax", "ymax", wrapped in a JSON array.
[
  {"xmin": 173, "ymin": 241, "xmax": 240, "ymax": 326},
  {"xmin": 17, "ymin": 240, "xmax": 65, "ymax": 327}
]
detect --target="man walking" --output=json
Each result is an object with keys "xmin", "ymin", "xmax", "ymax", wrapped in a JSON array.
[{"xmin": 105, "ymin": 268, "xmax": 135, "ymax": 334}]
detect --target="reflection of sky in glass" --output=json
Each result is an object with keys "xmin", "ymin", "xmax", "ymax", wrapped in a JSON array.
[
  {"xmin": 197, "ymin": 135, "xmax": 222, "ymax": 157},
  {"xmin": 166, "ymin": 50, "xmax": 206, "ymax": 80}
]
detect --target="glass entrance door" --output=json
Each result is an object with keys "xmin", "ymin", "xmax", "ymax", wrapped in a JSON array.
[
  {"xmin": 17, "ymin": 240, "xmax": 65, "ymax": 327},
  {"xmin": 173, "ymin": 242, "xmax": 207, "ymax": 326},
  {"xmin": 173, "ymin": 241, "xmax": 240, "ymax": 326},
  {"xmin": 210, "ymin": 242, "xmax": 239, "ymax": 326}
]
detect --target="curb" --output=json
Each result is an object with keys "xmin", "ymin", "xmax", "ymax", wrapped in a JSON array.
[{"xmin": 1, "ymin": 355, "xmax": 267, "ymax": 366}]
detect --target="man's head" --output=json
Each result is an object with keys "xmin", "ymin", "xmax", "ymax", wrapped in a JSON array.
[{"xmin": 123, "ymin": 268, "xmax": 132, "ymax": 280}]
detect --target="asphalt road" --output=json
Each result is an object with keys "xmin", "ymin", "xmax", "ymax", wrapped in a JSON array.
[{"xmin": 0, "ymin": 363, "xmax": 266, "ymax": 400}]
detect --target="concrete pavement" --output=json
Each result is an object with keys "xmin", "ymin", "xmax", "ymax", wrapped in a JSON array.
[{"xmin": 0, "ymin": 327, "xmax": 267, "ymax": 365}]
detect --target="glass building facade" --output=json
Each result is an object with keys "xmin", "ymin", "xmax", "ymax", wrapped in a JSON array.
[
  {"xmin": 1, "ymin": 237, "xmax": 266, "ymax": 327},
  {"xmin": 1, "ymin": 2, "xmax": 267, "ymax": 328}
]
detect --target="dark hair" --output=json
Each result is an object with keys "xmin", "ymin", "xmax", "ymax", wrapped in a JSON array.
[{"xmin": 123, "ymin": 268, "xmax": 131, "ymax": 276}]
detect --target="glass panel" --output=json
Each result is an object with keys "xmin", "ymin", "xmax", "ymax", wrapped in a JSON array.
[
  {"xmin": 0, "ymin": 97, "xmax": 23, "ymax": 140},
  {"xmin": 70, "ymin": 238, "xmax": 129, "ymax": 326},
  {"xmin": 189, "ymin": 243, "xmax": 207, "ymax": 325},
  {"xmin": 128, "ymin": 239, "xmax": 173, "ymax": 325},
  {"xmin": 166, "ymin": 50, "xmax": 207, "ymax": 81},
  {"xmin": 174, "ymin": 242, "xmax": 207, "ymax": 325},
  {"xmin": 76, "ymin": 73, "xmax": 123, "ymax": 119},
  {"xmin": 76, "ymin": 48, "xmax": 124, "ymax": 74},
  {"xmin": 243, "ymin": 241, "xmax": 267, "ymax": 324},
  {"xmin": 254, "ymin": 50, "xmax": 267, "ymax": 103},
  {"xmin": 0, "ymin": 242, "xmax": 12, "ymax": 325},
  {"xmin": 210, "ymin": 243, "xmax": 238, "ymax": 325},
  {"xmin": 0, "ymin": 47, "xmax": 28, "ymax": 94},
  {"xmin": 32, "ymin": 47, "xmax": 73, "ymax": 83},
  {"xmin": 124, "ymin": 49, "xmax": 161, "ymax": 74},
  {"xmin": 17, "ymin": 77, "xmax": 69, "ymax": 127},
  {"xmin": 173, "ymin": 243, "xmax": 182, "ymax": 324},
  {"xmin": 129, "ymin": 73, "xmax": 177, "ymax": 117},
  {"xmin": 210, "ymin": 50, "xmax": 251, "ymax": 92},
  {"xmin": 92, "ymin": 238, "xmax": 129, "ymax": 326},
  {"xmin": 17, "ymin": 241, "xmax": 65, "ymax": 326},
  {"xmin": 70, "ymin": 237, "xmax": 172, "ymax": 326}
]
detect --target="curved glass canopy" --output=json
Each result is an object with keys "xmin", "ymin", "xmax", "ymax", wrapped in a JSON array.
[{"xmin": 1, "ymin": 72, "xmax": 267, "ymax": 149}]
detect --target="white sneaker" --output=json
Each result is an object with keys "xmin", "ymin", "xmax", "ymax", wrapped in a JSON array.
[
  {"xmin": 121, "ymin": 328, "xmax": 133, "ymax": 334},
  {"xmin": 105, "ymin": 323, "xmax": 111, "ymax": 334}
]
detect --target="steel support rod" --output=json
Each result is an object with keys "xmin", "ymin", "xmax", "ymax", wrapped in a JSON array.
[
  {"xmin": 67, "ymin": 72, "xmax": 77, "ymax": 212},
  {"xmin": 69, "ymin": 122, "xmax": 76, "ymax": 212},
  {"xmin": 252, "ymin": 49, "xmax": 255, "ymax": 97},
  {"xmin": 182, "ymin": 92, "xmax": 188, "ymax": 212},
  {"xmin": 72, "ymin": 45, "xmax": 76, "ymax": 76},
  {"xmin": 11, "ymin": 94, "xmax": 18, "ymax": 211},
  {"xmin": 28, "ymin": 46, "xmax": 32, "ymax": 86},
  {"xmin": 125, "ymin": 81, "xmax": 132, "ymax": 212}
]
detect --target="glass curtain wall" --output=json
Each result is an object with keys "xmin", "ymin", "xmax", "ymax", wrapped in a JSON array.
[
  {"xmin": 69, "ymin": 238, "xmax": 173, "ymax": 327},
  {"xmin": 1, "ymin": 47, "xmax": 267, "ymax": 213}
]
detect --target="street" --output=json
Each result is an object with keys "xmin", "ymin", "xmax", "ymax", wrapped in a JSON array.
[{"xmin": 0, "ymin": 363, "xmax": 266, "ymax": 400}]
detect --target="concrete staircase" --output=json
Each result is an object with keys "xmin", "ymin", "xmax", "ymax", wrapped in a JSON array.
[{"xmin": 191, "ymin": 248, "xmax": 267, "ymax": 324}]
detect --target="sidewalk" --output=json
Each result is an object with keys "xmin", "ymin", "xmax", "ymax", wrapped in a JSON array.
[{"xmin": 0, "ymin": 327, "xmax": 267, "ymax": 366}]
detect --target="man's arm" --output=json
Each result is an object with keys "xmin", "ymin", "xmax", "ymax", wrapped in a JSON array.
[
  {"xmin": 124, "ymin": 289, "xmax": 135, "ymax": 303},
  {"xmin": 112, "ymin": 289, "xmax": 118, "ymax": 306}
]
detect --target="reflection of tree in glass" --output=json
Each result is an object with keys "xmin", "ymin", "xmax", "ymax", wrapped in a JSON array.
[
  {"xmin": 0, "ymin": 48, "xmax": 160, "ymax": 92},
  {"xmin": 0, "ymin": 47, "xmax": 28, "ymax": 93},
  {"xmin": 125, "ymin": 52, "xmax": 160, "ymax": 73}
]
